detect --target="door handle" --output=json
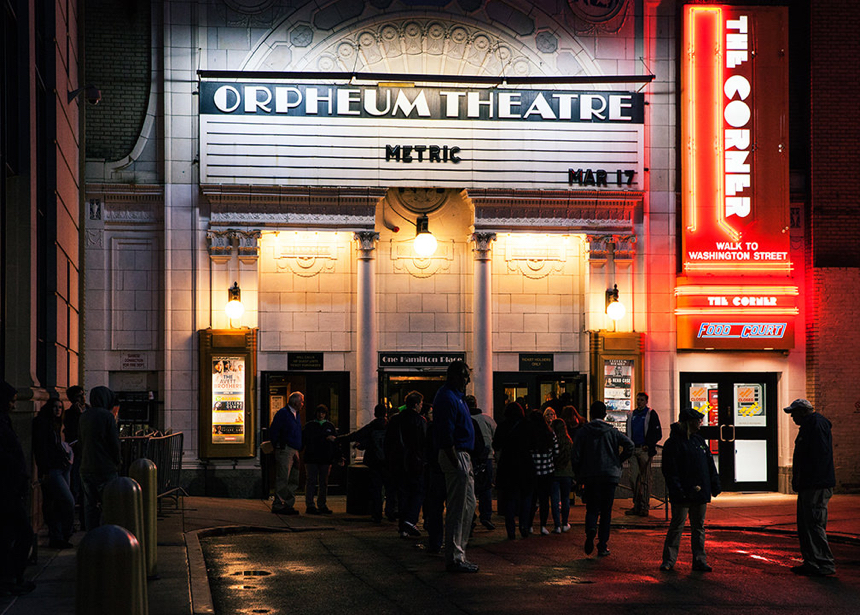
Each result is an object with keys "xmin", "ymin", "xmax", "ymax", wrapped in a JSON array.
[{"xmin": 727, "ymin": 425, "xmax": 735, "ymax": 442}]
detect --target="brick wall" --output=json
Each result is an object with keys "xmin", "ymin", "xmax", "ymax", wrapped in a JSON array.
[{"xmin": 85, "ymin": 0, "xmax": 151, "ymax": 161}]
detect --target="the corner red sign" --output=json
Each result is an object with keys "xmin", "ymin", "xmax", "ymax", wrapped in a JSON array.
[{"xmin": 678, "ymin": 5, "xmax": 794, "ymax": 350}]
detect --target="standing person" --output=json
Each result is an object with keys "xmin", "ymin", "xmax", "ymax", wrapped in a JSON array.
[
  {"xmin": 421, "ymin": 403, "xmax": 446, "ymax": 554},
  {"xmin": 302, "ymin": 403, "xmax": 340, "ymax": 515},
  {"xmin": 433, "ymin": 360, "xmax": 478, "ymax": 573},
  {"xmin": 339, "ymin": 403, "xmax": 391, "ymax": 523},
  {"xmin": 32, "ymin": 398, "xmax": 75, "ymax": 549},
  {"xmin": 660, "ymin": 407, "xmax": 721, "ymax": 572},
  {"xmin": 78, "ymin": 386, "xmax": 122, "ymax": 531},
  {"xmin": 386, "ymin": 391, "xmax": 428, "ymax": 538},
  {"xmin": 572, "ymin": 400, "xmax": 634, "ymax": 557},
  {"xmin": 550, "ymin": 418, "xmax": 574, "ymax": 533},
  {"xmin": 493, "ymin": 402, "xmax": 535, "ymax": 540},
  {"xmin": 625, "ymin": 392, "xmax": 662, "ymax": 517},
  {"xmin": 0, "ymin": 381, "xmax": 36, "ymax": 595},
  {"xmin": 64, "ymin": 385, "xmax": 87, "ymax": 515},
  {"xmin": 467, "ymin": 395, "xmax": 497, "ymax": 531},
  {"xmin": 784, "ymin": 398, "xmax": 836, "ymax": 577},
  {"xmin": 528, "ymin": 411, "xmax": 559, "ymax": 536},
  {"xmin": 269, "ymin": 391, "xmax": 304, "ymax": 515}
]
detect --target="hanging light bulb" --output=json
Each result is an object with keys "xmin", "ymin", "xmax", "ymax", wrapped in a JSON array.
[
  {"xmin": 605, "ymin": 284, "xmax": 626, "ymax": 321},
  {"xmin": 225, "ymin": 282, "xmax": 245, "ymax": 322},
  {"xmin": 413, "ymin": 214, "xmax": 437, "ymax": 257}
]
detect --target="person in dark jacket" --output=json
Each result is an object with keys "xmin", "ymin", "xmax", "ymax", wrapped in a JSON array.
[
  {"xmin": 625, "ymin": 391, "xmax": 662, "ymax": 517},
  {"xmin": 79, "ymin": 386, "xmax": 122, "ymax": 530},
  {"xmin": 0, "ymin": 381, "xmax": 36, "ymax": 595},
  {"xmin": 785, "ymin": 398, "xmax": 836, "ymax": 576},
  {"xmin": 269, "ymin": 391, "xmax": 304, "ymax": 515},
  {"xmin": 493, "ymin": 402, "xmax": 535, "ymax": 540},
  {"xmin": 571, "ymin": 400, "xmax": 634, "ymax": 557},
  {"xmin": 302, "ymin": 403, "xmax": 340, "ymax": 515},
  {"xmin": 386, "ymin": 391, "xmax": 428, "ymax": 538},
  {"xmin": 32, "ymin": 398, "xmax": 75, "ymax": 548},
  {"xmin": 64, "ymin": 385, "xmax": 87, "ymax": 512},
  {"xmin": 659, "ymin": 406, "xmax": 721, "ymax": 572},
  {"xmin": 339, "ymin": 403, "xmax": 392, "ymax": 523}
]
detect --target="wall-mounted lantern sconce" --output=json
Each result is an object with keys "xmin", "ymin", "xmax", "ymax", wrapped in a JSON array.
[
  {"xmin": 225, "ymin": 282, "xmax": 244, "ymax": 324},
  {"xmin": 605, "ymin": 284, "xmax": 626, "ymax": 321},
  {"xmin": 68, "ymin": 84, "xmax": 102, "ymax": 105},
  {"xmin": 413, "ymin": 214, "xmax": 438, "ymax": 258}
]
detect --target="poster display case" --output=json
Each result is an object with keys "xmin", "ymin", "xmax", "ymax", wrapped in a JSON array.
[{"xmin": 590, "ymin": 332, "xmax": 643, "ymax": 431}]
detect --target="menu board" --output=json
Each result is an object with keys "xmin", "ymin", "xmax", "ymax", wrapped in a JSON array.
[
  {"xmin": 211, "ymin": 356, "xmax": 246, "ymax": 443},
  {"xmin": 604, "ymin": 358, "xmax": 634, "ymax": 413}
]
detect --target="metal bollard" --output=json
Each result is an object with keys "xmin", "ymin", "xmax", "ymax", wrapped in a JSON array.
[
  {"xmin": 130, "ymin": 458, "xmax": 158, "ymax": 579},
  {"xmin": 102, "ymin": 477, "xmax": 149, "ymax": 613},
  {"xmin": 76, "ymin": 524, "xmax": 147, "ymax": 615}
]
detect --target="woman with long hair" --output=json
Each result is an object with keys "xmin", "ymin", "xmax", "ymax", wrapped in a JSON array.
[
  {"xmin": 550, "ymin": 418, "xmax": 574, "ymax": 532},
  {"xmin": 492, "ymin": 402, "xmax": 534, "ymax": 539},
  {"xmin": 528, "ymin": 410, "xmax": 559, "ymax": 535},
  {"xmin": 32, "ymin": 397, "xmax": 75, "ymax": 548}
]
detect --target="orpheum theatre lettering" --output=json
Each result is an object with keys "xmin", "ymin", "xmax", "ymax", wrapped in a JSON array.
[{"xmin": 676, "ymin": 5, "xmax": 795, "ymax": 350}]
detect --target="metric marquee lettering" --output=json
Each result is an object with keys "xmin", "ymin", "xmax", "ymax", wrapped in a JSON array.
[{"xmin": 385, "ymin": 145, "xmax": 461, "ymax": 163}]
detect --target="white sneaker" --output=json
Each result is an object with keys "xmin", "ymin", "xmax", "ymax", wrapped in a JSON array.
[
  {"xmin": 540, "ymin": 526, "xmax": 550, "ymax": 536},
  {"xmin": 553, "ymin": 526, "xmax": 562, "ymax": 534},
  {"xmin": 561, "ymin": 524, "xmax": 571, "ymax": 533}
]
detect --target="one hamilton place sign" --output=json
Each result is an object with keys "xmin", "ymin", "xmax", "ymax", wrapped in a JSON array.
[{"xmin": 198, "ymin": 83, "xmax": 645, "ymax": 190}]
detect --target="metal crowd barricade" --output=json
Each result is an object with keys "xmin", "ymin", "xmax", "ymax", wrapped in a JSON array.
[
  {"xmin": 617, "ymin": 445, "xmax": 669, "ymax": 520},
  {"xmin": 120, "ymin": 431, "xmax": 186, "ymax": 512}
]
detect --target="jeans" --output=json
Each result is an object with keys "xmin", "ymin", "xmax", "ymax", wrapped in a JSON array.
[
  {"xmin": 583, "ymin": 481, "xmax": 617, "ymax": 549},
  {"xmin": 662, "ymin": 501, "xmax": 708, "ymax": 566},
  {"xmin": 41, "ymin": 468, "xmax": 75, "ymax": 542},
  {"xmin": 499, "ymin": 487, "xmax": 533, "ymax": 539},
  {"xmin": 531, "ymin": 475, "xmax": 553, "ymax": 529},
  {"xmin": 550, "ymin": 476, "xmax": 572, "ymax": 527},
  {"xmin": 396, "ymin": 475, "xmax": 425, "ymax": 531},
  {"xmin": 304, "ymin": 463, "xmax": 331, "ymax": 509},
  {"xmin": 81, "ymin": 472, "xmax": 118, "ymax": 531}
]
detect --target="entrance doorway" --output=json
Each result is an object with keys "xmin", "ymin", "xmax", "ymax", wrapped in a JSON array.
[
  {"xmin": 379, "ymin": 371, "xmax": 447, "ymax": 412},
  {"xmin": 493, "ymin": 372, "xmax": 587, "ymax": 421},
  {"xmin": 680, "ymin": 372, "xmax": 778, "ymax": 491},
  {"xmin": 261, "ymin": 371, "xmax": 351, "ymax": 494}
]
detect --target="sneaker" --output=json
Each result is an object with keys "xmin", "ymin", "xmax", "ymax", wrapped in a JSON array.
[
  {"xmin": 403, "ymin": 522, "xmax": 422, "ymax": 537},
  {"xmin": 318, "ymin": 506, "xmax": 333, "ymax": 515},
  {"xmin": 540, "ymin": 526, "xmax": 550, "ymax": 536},
  {"xmin": 553, "ymin": 526, "xmax": 562, "ymax": 534},
  {"xmin": 692, "ymin": 562, "xmax": 713, "ymax": 572},
  {"xmin": 272, "ymin": 505, "xmax": 299, "ymax": 516},
  {"xmin": 480, "ymin": 519, "xmax": 496, "ymax": 531},
  {"xmin": 446, "ymin": 560, "xmax": 479, "ymax": 573},
  {"xmin": 400, "ymin": 531, "xmax": 410, "ymax": 538},
  {"xmin": 597, "ymin": 546, "xmax": 610, "ymax": 557},
  {"xmin": 584, "ymin": 529, "xmax": 596, "ymax": 555},
  {"xmin": 306, "ymin": 506, "xmax": 320, "ymax": 515},
  {"xmin": 561, "ymin": 524, "xmax": 571, "ymax": 533},
  {"xmin": 637, "ymin": 510, "xmax": 650, "ymax": 517},
  {"xmin": 790, "ymin": 563, "xmax": 832, "ymax": 576},
  {"xmin": 624, "ymin": 508, "xmax": 641, "ymax": 516},
  {"xmin": 659, "ymin": 563, "xmax": 674, "ymax": 571}
]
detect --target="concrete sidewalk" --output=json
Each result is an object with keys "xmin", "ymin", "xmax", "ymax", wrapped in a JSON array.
[{"xmin": 3, "ymin": 492, "xmax": 858, "ymax": 615}]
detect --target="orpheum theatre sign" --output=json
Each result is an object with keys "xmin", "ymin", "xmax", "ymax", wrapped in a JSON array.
[
  {"xmin": 677, "ymin": 5, "xmax": 795, "ymax": 350},
  {"xmin": 198, "ymin": 83, "xmax": 644, "ymax": 190}
]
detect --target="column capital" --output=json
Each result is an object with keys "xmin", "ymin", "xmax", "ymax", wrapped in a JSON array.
[
  {"xmin": 207, "ymin": 230, "xmax": 233, "ymax": 263},
  {"xmin": 470, "ymin": 232, "xmax": 497, "ymax": 261},
  {"xmin": 231, "ymin": 229, "xmax": 262, "ymax": 263},
  {"xmin": 354, "ymin": 231, "xmax": 380, "ymax": 259}
]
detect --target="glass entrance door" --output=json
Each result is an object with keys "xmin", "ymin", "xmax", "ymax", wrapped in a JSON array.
[
  {"xmin": 493, "ymin": 372, "xmax": 586, "ymax": 422},
  {"xmin": 680, "ymin": 372, "xmax": 778, "ymax": 491}
]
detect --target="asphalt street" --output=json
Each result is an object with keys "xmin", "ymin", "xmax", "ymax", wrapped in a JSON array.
[{"xmin": 202, "ymin": 521, "xmax": 860, "ymax": 615}]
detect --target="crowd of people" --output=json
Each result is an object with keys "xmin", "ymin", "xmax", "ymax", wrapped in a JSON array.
[{"xmin": 269, "ymin": 363, "xmax": 837, "ymax": 578}]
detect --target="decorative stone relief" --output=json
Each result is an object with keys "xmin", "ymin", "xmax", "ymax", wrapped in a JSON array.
[
  {"xmin": 568, "ymin": 0, "xmax": 630, "ymax": 34},
  {"xmin": 392, "ymin": 187, "xmax": 448, "ymax": 214},
  {"xmin": 207, "ymin": 230, "xmax": 234, "ymax": 264},
  {"xmin": 390, "ymin": 240, "xmax": 454, "ymax": 279},
  {"xmin": 88, "ymin": 199, "xmax": 102, "ymax": 221},
  {"xmin": 587, "ymin": 234, "xmax": 612, "ymax": 265},
  {"xmin": 86, "ymin": 230, "xmax": 103, "ymax": 248},
  {"xmin": 275, "ymin": 235, "xmax": 338, "ymax": 277},
  {"xmin": 232, "ymin": 230, "xmax": 262, "ymax": 264},
  {"xmin": 505, "ymin": 241, "xmax": 566, "ymax": 279},
  {"xmin": 612, "ymin": 234, "xmax": 637, "ymax": 263},
  {"xmin": 471, "ymin": 232, "xmax": 497, "ymax": 262}
]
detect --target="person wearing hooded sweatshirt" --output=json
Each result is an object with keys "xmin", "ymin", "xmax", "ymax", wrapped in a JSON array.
[
  {"xmin": 32, "ymin": 398, "xmax": 75, "ymax": 548},
  {"xmin": 0, "ymin": 381, "xmax": 36, "ymax": 595},
  {"xmin": 659, "ymin": 406, "xmax": 721, "ymax": 572},
  {"xmin": 571, "ymin": 400, "xmax": 634, "ymax": 557},
  {"xmin": 78, "ymin": 386, "xmax": 121, "ymax": 530}
]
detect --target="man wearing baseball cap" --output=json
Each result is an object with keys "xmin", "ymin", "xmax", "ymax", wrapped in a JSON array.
[{"xmin": 784, "ymin": 398, "xmax": 836, "ymax": 576}]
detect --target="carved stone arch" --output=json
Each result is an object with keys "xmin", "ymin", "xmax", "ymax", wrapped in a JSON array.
[{"xmin": 243, "ymin": 11, "xmax": 603, "ymax": 78}]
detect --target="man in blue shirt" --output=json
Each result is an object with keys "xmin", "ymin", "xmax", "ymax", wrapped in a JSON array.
[
  {"xmin": 625, "ymin": 391, "xmax": 662, "ymax": 517},
  {"xmin": 269, "ymin": 391, "xmax": 304, "ymax": 515},
  {"xmin": 433, "ymin": 361, "xmax": 478, "ymax": 573}
]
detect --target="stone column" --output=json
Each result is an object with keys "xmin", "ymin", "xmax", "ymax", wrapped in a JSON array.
[
  {"xmin": 471, "ymin": 232, "xmax": 496, "ymax": 413},
  {"xmin": 354, "ymin": 231, "xmax": 379, "ymax": 428}
]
